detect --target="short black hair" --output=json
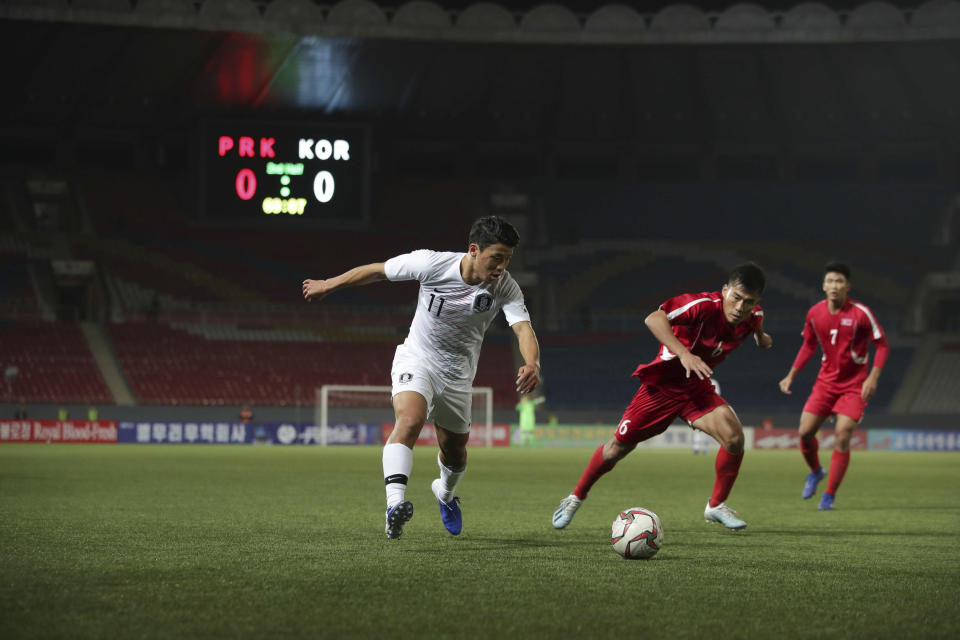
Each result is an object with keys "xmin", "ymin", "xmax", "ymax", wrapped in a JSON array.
[
  {"xmin": 469, "ymin": 216, "xmax": 520, "ymax": 250},
  {"xmin": 728, "ymin": 262, "xmax": 766, "ymax": 295},
  {"xmin": 824, "ymin": 261, "xmax": 851, "ymax": 280}
]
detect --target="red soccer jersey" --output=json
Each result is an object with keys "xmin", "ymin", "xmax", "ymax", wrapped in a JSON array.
[
  {"xmin": 791, "ymin": 298, "xmax": 889, "ymax": 389},
  {"xmin": 632, "ymin": 291, "xmax": 764, "ymax": 388}
]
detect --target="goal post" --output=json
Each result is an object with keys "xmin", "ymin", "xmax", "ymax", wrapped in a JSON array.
[{"xmin": 316, "ymin": 384, "xmax": 494, "ymax": 447}]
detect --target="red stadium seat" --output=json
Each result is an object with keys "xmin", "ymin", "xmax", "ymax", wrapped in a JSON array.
[
  {"xmin": 0, "ymin": 323, "xmax": 113, "ymax": 404},
  {"xmin": 105, "ymin": 322, "xmax": 518, "ymax": 408}
]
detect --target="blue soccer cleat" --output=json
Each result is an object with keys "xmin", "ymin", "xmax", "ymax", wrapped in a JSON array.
[
  {"xmin": 552, "ymin": 494, "xmax": 582, "ymax": 529},
  {"xmin": 818, "ymin": 493, "xmax": 835, "ymax": 511},
  {"xmin": 704, "ymin": 501, "xmax": 747, "ymax": 530},
  {"xmin": 385, "ymin": 500, "xmax": 414, "ymax": 540},
  {"xmin": 802, "ymin": 467, "xmax": 826, "ymax": 500},
  {"xmin": 431, "ymin": 479, "xmax": 462, "ymax": 535}
]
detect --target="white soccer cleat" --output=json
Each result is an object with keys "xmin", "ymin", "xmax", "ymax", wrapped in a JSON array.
[
  {"xmin": 552, "ymin": 494, "xmax": 582, "ymax": 529},
  {"xmin": 704, "ymin": 501, "xmax": 747, "ymax": 530}
]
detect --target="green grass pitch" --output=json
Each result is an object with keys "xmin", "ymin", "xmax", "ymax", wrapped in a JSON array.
[{"xmin": 2, "ymin": 445, "xmax": 959, "ymax": 639}]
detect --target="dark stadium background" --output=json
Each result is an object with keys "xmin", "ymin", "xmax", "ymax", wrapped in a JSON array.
[{"xmin": 1, "ymin": 0, "xmax": 959, "ymax": 431}]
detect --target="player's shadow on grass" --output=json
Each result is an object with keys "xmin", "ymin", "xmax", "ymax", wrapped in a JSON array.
[
  {"xmin": 383, "ymin": 534, "xmax": 595, "ymax": 552},
  {"xmin": 466, "ymin": 535, "xmax": 591, "ymax": 549},
  {"xmin": 424, "ymin": 536, "xmax": 697, "ymax": 562},
  {"xmin": 836, "ymin": 505, "xmax": 960, "ymax": 512},
  {"xmin": 754, "ymin": 528, "xmax": 956, "ymax": 538},
  {"xmin": 460, "ymin": 534, "xmax": 715, "ymax": 553}
]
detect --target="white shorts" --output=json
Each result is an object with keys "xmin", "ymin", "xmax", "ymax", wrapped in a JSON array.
[{"xmin": 391, "ymin": 345, "xmax": 472, "ymax": 434}]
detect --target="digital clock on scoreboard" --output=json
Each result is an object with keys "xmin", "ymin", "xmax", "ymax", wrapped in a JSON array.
[{"xmin": 200, "ymin": 121, "xmax": 369, "ymax": 224}]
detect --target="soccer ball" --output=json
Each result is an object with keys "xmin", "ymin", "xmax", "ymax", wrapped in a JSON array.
[{"xmin": 610, "ymin": 507, "xmax": 663, "ymax": 559}]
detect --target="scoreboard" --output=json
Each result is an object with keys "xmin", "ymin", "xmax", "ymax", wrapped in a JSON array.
[{"xmin": 200, "ymin": 122, "xmax": 369, "ymax": 224}]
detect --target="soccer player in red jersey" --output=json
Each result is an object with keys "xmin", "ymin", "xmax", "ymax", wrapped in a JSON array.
[
  {"xmin": 552, "ymin": 263, "xmax": 773, "ymax": 531},
  {"xmin": 778, "ymin": 262, "xmax": 889, "ymax": 511}
]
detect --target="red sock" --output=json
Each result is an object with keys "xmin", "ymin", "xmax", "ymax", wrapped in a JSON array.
[
  {"xmin": 573, "ymin": 445, "xmax": 618, "ymax": 499},
  {"xmin": 826, "ymin": 450, "xmax": 850, "ymax": 495},
  {"xmin": 800, "ymin": 437, "xmax": 821, "ymax": 472},
  {"xmin": 709, "ymin": 448, "xmax": 744, "ymax": 507}
]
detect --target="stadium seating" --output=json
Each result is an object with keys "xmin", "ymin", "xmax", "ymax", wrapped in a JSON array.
[
  {"xmin": 538, "ymin": 332, "xmax": 650, "ymax": 410},
  {"xmin": 910, "ymin": 342, "xmax": 960, "ymax": 413},
  {"xmin": 75, "ymin": 169, "xmax": 476, "ymax": 305},
  {"xmin": 538, "ymin": 326, "xmax": 908, "ymax": 413},
  {"xmin": 4, "ymin": 167, "xmax": 946, "ymax": 413},
  {"xmin": 0, "ymin": 322, "xmax": 113, "ymax": 404},
  {"xmin": 106, "ymin": 322, "xmax": 518, "ymax": 408}
]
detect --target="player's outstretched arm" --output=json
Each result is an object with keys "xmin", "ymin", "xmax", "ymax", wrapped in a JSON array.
[
  {"xmin": 512, "ymin": 321, "xmax": 541, "ymax": 394},
  {"xmin": 644, "ymin": 310, "xmax": 712, "ymax": 379},
  {"xmin": 302, "ymin": 263, "xmax": 387, "ymax": 302}
]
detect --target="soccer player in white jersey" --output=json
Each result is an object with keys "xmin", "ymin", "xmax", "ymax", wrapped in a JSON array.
[{"xmin": 303, "ymin": 216, "xmax": 541, "ymax": 539}]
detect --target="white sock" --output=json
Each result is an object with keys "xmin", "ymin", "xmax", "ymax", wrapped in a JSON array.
[
  {"xmin": 436, "ymin": 452, "xmax": 465, "ymax": 503},
  {"xmin": 383, "ymin": 443, "xmax": 414, "ymax": 509}
]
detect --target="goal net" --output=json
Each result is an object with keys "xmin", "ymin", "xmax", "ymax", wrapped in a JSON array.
[{"xmin": 315, "ymin": 384, "xmax": 495, "ymax": 447}]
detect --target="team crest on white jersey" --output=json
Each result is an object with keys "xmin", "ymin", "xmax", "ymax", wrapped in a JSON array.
[
  {"xmin": 399, "ymin": 373, "xmax": 413, "ymax": 383},
  {"xmin": 473, "ymin": 293, "xmax": 494, "ymax": 313}
]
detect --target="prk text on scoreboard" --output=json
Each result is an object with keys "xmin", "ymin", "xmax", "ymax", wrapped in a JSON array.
[{"xmin": 202, "ymin": 123, "xmax": 369, "ymax": 222}]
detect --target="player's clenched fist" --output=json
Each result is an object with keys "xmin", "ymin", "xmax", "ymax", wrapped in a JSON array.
[{"xmin": 302, "ymin": 278, "xmax": 331, "ymax": 302}]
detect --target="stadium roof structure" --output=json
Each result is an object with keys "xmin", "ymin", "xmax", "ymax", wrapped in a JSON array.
[
  {"xmin": 1, "ymin": 2, "xmax": 958, "ymax": 172},
  {"xmin": 2, "ymin": 0, "xmax": 959, "ymax": 45}
]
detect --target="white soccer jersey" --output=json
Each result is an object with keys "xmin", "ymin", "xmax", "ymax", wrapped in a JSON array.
[{"xmin": 384, "ymin": 250, "xmax": 530, "ymax": 388}]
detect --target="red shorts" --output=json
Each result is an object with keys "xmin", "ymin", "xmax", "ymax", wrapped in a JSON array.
[
  {"xmin": 803, "ymin": 381, "xmax": 867, "ymax": 422},
  {"xmin": 614, "ymin": 383, "xmax": 727, "ymax": 446}
]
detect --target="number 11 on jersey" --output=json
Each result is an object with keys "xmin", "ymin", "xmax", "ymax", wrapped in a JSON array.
[{"xmin": 427, "ymin": 293, "xmax": 445, "ymax": 317}]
